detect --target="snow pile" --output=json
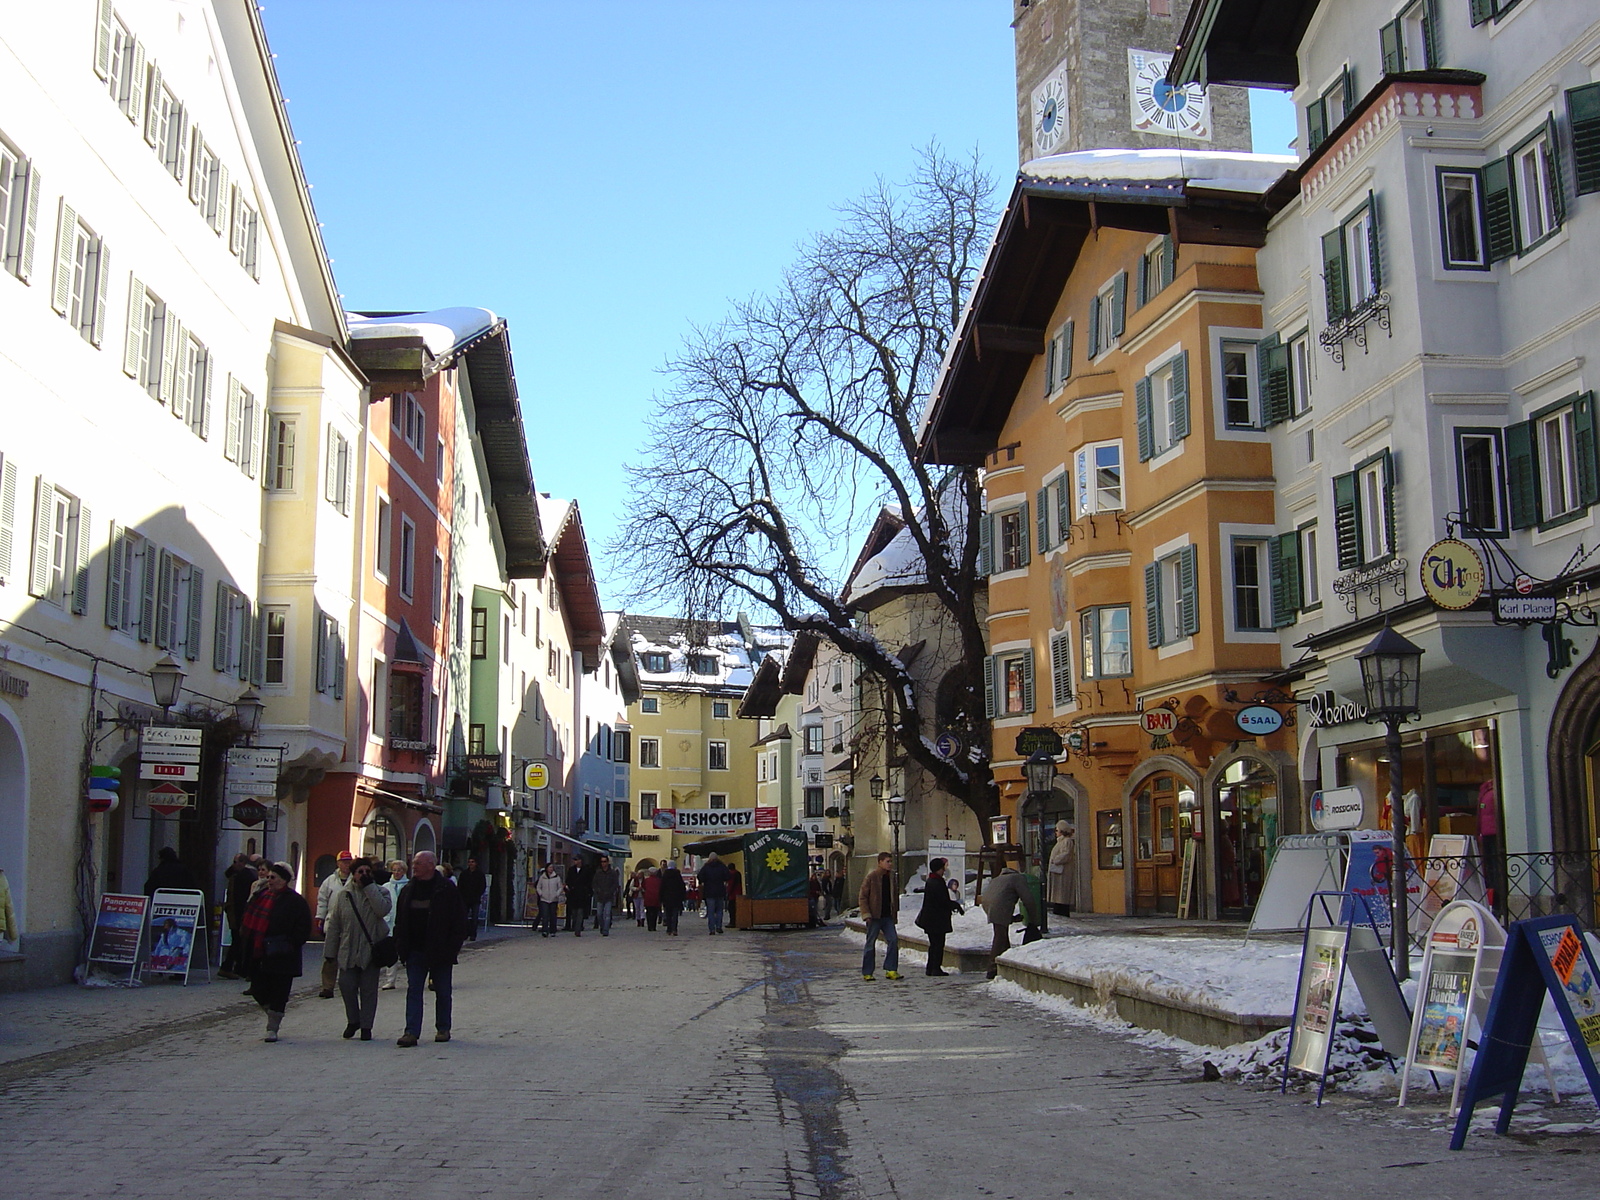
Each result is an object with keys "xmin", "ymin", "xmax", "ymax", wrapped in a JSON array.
[{"xmin": 346, "ymin": 307, "xmax": 499, "ymax": 357}]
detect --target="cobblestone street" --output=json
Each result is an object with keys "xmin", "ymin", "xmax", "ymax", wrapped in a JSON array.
[{"xmin": 3, "ymin": 922, "xmax": 1598, "ymax": 1199}]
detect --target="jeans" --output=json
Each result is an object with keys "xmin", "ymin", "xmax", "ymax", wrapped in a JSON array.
[
  {"xmin": 595, "ymin": 901, "xmax": 614, "ymax": 935},
  {"xmin": 705, "ymin": 896, "xmax": 726, "ymax": 933},
  {"xmin": 538, "ymin": 901, "xmax": 559, "ymax": 935},
  {"xmin": 664, "ymin": 905, "xmax": 681, "ymax": 934},
  {"xmin": 338, "ymin": 964, "xmax": 380, "ymax": 1032},
  {"xmin": 405, "ymin": 952, "xmax": 452, "ymax": 1035},
  {"xmin": 862, "ymin": 918, "xmax": 898, "ymax": 975},
  {"xmin": 567, "ymin": 902, "xmax": 588, "ymax": 933}
]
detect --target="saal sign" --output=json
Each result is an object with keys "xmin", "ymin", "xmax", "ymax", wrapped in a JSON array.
[
  {"xmin": 1235, "ymin": 705, "xmax": 1284, "ymax": 737},
  {"xmin": 1420, "ymin": 538, "xmax": 1486, "ymax": 610}
]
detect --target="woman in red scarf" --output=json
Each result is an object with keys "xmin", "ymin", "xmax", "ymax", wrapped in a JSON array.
[{"xmin": 240, "ymin": 862, "xmax": 312, "ymax": 1042}]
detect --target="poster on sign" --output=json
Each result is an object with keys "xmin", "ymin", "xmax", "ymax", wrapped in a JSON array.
[
  {"xmin": 1340, "ymin": 831, "xmax": 1422, "ymax": 933},
  {"xmin": 1413, "ymin": 954, "xmax": 1474, "ymax": 1071},
  {"xmin": 145, "ymin": 889, "xmax": 206, "ymax": 984},
  {"xmin": 754, "ymin": 807, "xmax": 779, "ymax": 830},
  {"xmin": 674, "ymin": 808, "xmax": 755, "ymax": 834},
  {"xmin": 86, "ymin": 893, "xmax": 149, "ymax": 983},
  {"xmin": 1287, "ymin": 930, "xmax": 1343, "ymax": 1075},
  {"xmin": 927, "ymin": 837, "xmax": 968, "ymax": 900}
]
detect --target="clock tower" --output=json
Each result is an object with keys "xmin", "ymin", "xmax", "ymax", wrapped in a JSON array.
[{"xmin": 1013, "ymin": 0, "xmax": 1252, "ymax": 163}]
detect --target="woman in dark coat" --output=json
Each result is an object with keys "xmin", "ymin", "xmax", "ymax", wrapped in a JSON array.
[
  {"xmin": 914, "ymin": 857, "xmax": 964, "ymax": 977},
  {"xmin": 659, "ymin": 861, "xmax": 687, "ymax": 936},
  {"xmin": 240, "ymin": 862, "xmax": 312, "ymax": 1042}
]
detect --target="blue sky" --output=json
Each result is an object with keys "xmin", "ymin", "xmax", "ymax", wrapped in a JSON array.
[{"xmin": 262, "ymin": 2, "xmax": 1294, "ymax": 606}]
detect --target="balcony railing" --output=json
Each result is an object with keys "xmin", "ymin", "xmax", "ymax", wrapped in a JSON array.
[{"xmin": 1404, "ymin": 850, "xmax": 1600, "ymax": 937}]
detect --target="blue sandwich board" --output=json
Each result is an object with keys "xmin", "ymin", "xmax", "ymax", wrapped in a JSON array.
[{"xmin": 1448, "ymin": 914, "xmax": 1600, "ymax": 1150}]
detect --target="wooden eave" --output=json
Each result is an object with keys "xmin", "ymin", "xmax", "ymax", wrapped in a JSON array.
[
  {"xmin": 548, "ymin": 507, "xmax": 607, "ymax": 671},
  {"xmin": 737, "ymin": 655, "xmax": 785, "ymax": 719},
  {"xmin": 1169, "ymin": 0, "xmax": 1320, "ymax": 90}
]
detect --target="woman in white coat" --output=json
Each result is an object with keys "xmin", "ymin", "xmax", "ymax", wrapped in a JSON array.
[{"xmin": 1047, "ymin": 820, "xmax": 1077, "ymax": 918}]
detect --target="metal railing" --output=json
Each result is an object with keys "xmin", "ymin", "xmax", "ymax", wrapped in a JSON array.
[{"xmin": 1408, "ymin": 850, "xmax": 1600, "ymax": 933}]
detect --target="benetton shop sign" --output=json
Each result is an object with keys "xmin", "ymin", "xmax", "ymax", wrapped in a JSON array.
[{"xmin": 1305, "ymin": 691, "xmax": 1370, "ymax": 730}]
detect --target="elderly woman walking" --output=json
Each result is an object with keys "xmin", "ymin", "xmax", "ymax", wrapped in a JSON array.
[
  {"xmin": 322, "ymin": 857, "xmax": 393, "ymax": 1041},
  {"xmin": 240, "ymin": 862, "xmax": 312, "ymax": 1042}
]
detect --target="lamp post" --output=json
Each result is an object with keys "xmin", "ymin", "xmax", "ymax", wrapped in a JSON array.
[
  {"xmin": 1357, "ymin": 623, "xmax": 1425, "ymax": 980},
  {"xmin": 234, "ymin": 688, "xmax": 265, "ymax": 743},
  {"xmin": 1024, "ymin": 749, "xmax": 1059, "ymax": 934},
  {"xmin": 149, "ymin": 655, "xmax": 185, "ymax": 722},
  {"xmin": 885, "ymin": 793, "xmax": 906, "ymax": 896}
]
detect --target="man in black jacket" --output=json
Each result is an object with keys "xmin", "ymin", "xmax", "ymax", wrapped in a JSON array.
[
  {"xmin": 565, "ymin": 856, "xmax": 593, "ymax": 936},
  {"xmin": 393, "ymin": 851, "xmax": 468, "ymax": 1047},
  {"xmin": 456, "ymin": 856, "xmax": 487, "ymax": 941}
]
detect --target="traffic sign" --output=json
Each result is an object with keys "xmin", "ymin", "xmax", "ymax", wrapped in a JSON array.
[{"xmin": 523, "ymin": 762, "xmax": 549, "ymax": 790}]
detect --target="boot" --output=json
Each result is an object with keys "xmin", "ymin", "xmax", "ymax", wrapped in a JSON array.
[{"xmin": 264, "ymin": 1011, "xmax": 283, "ymax": 1042}]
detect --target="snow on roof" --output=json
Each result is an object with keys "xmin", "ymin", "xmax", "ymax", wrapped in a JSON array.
[
  {"xmin": 346, "ymin": 307, "xmax": 500, "ymax": 357},
  {"xmin": 844, "ymin": 483, "xmax": 967, "ymax": 606},
  {"xmin": 536, "ymin": 495, "xmax": 573, "ymax": 542},
  {"xmin": 627, "ymin": 615, "xmax": 791, "ymax": 692},
  {"xmin": 1020, "ymin": 148, "xmax": 1296, "ymax": 194}
]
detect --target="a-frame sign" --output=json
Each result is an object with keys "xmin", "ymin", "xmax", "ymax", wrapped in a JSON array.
[{"xmin": 1449, "ymin": 914, "xmax": 1600, "ymax": 1149}]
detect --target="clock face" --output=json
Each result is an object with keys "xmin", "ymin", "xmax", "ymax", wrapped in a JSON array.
[
  {"xmin": 1031, "ymin": 66, "xmax": 1070, "ymax": 157},
  {"xmin": 1127, "ymin": 49, "xmax": 1211, "ymax": 141}
]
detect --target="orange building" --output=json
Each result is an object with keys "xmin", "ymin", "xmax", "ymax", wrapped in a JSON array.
[{"xmin": 922, "ymin": 151, "xmax": 1303, "ymax": 920}]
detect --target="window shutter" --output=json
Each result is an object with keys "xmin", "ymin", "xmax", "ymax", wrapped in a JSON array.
[
  {"xmin": 982, "ymin": 654, "xmax": 996, "ymax": 719},
  {"xmin": 1036, "ymin": 487, "xmax": 1050, "ymax": 550},
  {"xmin": 1365, "ymin": 191, "xmax": 1383, "ymax": 291},
  {"xmin": 125, "ymin": 40, "xmax": 146, "ymax": 126},
  {"xmin": 1546, "ymin": 113, "xmax": 1568, "ymax": 228},
  {"xmin": 1171, "ymin": 351, "xmax": 1191, "ymax": 442},
  {"xmin": 1135, "ymin": 375, "xmax": 1154, "ymax": 461},
  {"xmin": 1087, "ymin": 292, "xmax": 1101, "ymax": 358},
  {"xmin": 138, "ymin": 543, "xmax": 156, "ymax": 642},
  {"xmin": 28, "ymin": 477, "xmax": 54, "ymax": 598},
  {"xmin": 1050, "ymin": 630, "xmax": 1072, "ymax": 708},
  {"xmin": 153, "ymin": 549, "xmax": 174, "ymax": 647},
  {"xmin": 1258, "ymin": 334, "xmax": 1291, "ymax": 427},
  {"xmin": 1469, "ymin": 0, "xmax": 1495, "ymax": 26},
  {"xmin": 314, "ymin": 610, "xmax": 327, "ymax": 694},
  {"xmin": 1045, "ymin": 334, "xmax": 1058, "ymax": 395},
  {"xmin": 1021, "ymin": 648, "xmax": 1035, "ymax": 714},
  {"xmin": 1307, "ymin": 100, "xmax": 1328, "ymax": 153},
  {"xmin": 172, "ymin": 328, "xmax": 193, "ymax": 422},
  {"xmin": 1061, "ymin": 319, "xmax": 1073, "ymax": 381},
  {"xmin": 1321, "ymin": 228, "xmax": 1346, "ymax": 321},
  {"xmin": 1055, "ymin": 475, "xmax": 1071, "ymax": 537},
  {"xmin": 1482, "ymin": 156, "xmax": 1518, "ymax": 262},
  {"xmin": 238, "ymin": 598, "xmax": 253, "ymax": 680},
  {"xmin": 1135, "ymin": 255, "xmax": 1149, "ymax": 309},
  {"xmin": 17, "ymin": 163, "xmax": 40, "ymax": 284},
  {"xmin": 1016, "ymin": 501, "xmax": 1031, "ymax": 567},
  {"xmin": 1271, "ymin": 533, "xmax": 1301, "ymax": 626},
  {"xmin": 333, "ymin": 625, "xmax": 346, "ymax": 699},
  {"xmin": 1144, "ymin": 561, "xmax": 1162, "ymax": 647},
  {"xmin": 210, "ymin": 163, "xmax": 229, "ymax": 233},
  {"xmin": 123, "ymin": 277, "xmax": 146, "ymax": 378},
  {"xmin": 229, "ymin": 185, "xmax": 245, "ymax": 255},
  {"xmin": 1505, "ymin": 420, "xmax": 1537, "ymax": 528},
  {"xmin": 1111, "ymin": 271, "xmax": 1128, "ymax": 338},
  {"xmin": 1574, "ymin": 392, "xmax": 1599, "ymax": 507},
  {"xmin": 0, "ymin": 455, "xmax": 16, "ymax": 587},
  {"xmin": 1178, "ymin": 545, "xmax": 1199, "ymax": 637},
  {"xmin": 94, "ymin": 0, "xmax": 114, "ymax": 79},
  {"xmin": 1380, "ymin": 449, "xmax": 1398, "ymax": 556},
  {"xmin": 159, "ymin": 309, "xmax": 182, "ymax": 403},
  {"xmin": 224, "ymin": 375, "xmax": 243, "ymax": 462},
  {"xmin": 213, "ymin": 581, "xmax": 231, "ymax": 670},
  {"xmin": 185, "ymin": 566, "xmax": 203, "ymax": 661},
  {"xmin": 198, "ymin": 351, "xmax": 213, "ymax": 439},
  {"xmin": 87, "ymin": 240, "xmax": 110, "ymax": 347},
  {"xmin": 71, "ymin": 505, "xmax": 91, "ymax": 614},
  {"xmin": 977, "ymin": 510, "xmax": 993, "ymax": 576},
  {"xmin": 51, "ymin": 199, "xmax": 76, "ymax": 315},
  {"xmin": 324, "ymin": 424, "xmax": 338, "ymax": 502},
  {"xmin": 249, "ymin": 607, "xmax": 264, "ymax": 685},
  {"xmin": 1340, "ymin": 67, "xmax": 1356, "ymax": 115},
  {"xmin": 168, "ymin": 107, "xmax": 189, "ymax": 183},
  {"xmin": 142, "ymin": 64, "xmax": 163, "ymax": 146},
  {"xmin": 188, "ymin": 128, "xmax": 205, "ymax": 204},
  {"xmin": 1380, "ymin": 19, "xmax": 1404, "ymax": 74},
  {"xmin": 1422, "ymin": 0, "xmax": 1441, "ymax": 69},
  {"xmin": 1570, "ymin": 83, "xmax": 1600, "ymax": 196},
  {"xmin": 1333, "ymin": 471, "xmax": 1362, "ymax": 568},
  {"xmin": 1161, "ymin": 234, "xmax": 1176, "ymax": 288}
]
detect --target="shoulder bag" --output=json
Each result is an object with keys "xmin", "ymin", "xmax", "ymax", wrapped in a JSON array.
[{"xmin": 345, "ymin": 890, "xmax": 399, "ymax": 969}]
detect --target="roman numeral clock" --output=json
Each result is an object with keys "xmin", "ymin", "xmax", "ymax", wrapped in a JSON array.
[{"xmin": 1128, "ymin": 49, "xmax": 1211, "ymax": 141}]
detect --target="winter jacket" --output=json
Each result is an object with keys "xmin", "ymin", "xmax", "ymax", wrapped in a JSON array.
[
  {"xmin": 642, "ymin": 871, "xmax": 662, "ymax": 907},
  {"xmin": 566, "ymin": 862, "xmax": 593, "ymax": 905},
  {"xmin": 914, "ymin": 875, "xmax": 963, "ymax": 935},
  {"xmin": 591, "ymin": 866, "xmax": 621, "ymax": 904},
  {"xmin": 534, "ymin": 872, "xmax": 566, "ymax": 904},
  {"xmin": 315, "ymin": 868, "xmax": 353, "ymax": 921},
  {"xmin": 322, "ymin": 880, "xmax": 393, "ymax": 971},
  {"xmin": 242, "ymin": 888, "xmax": 312, "ymax": 978},
  {"xmin": 143, "ymin": 858, "xmax": 199, "ymax": 898},
  {"xmin": 392, "ymin": 874, "xmax": 468, "ymax": 970},
  {"xmin": 659, "ymin": 868, "xmax": 687, "ymax": 908},
  {"xmin": 224, "ymin": 864, "xmax": 257, "ymax": 924},
  {"xmin": 858, "ymin": 866, "xmax": 899, "ymax": 920},
  {"xmin": 456, "ymin": 867, "xmax": 487, "ymax": 909},
  {"xmin": 980, "ymin": 868, "xmax": 1041, "ymax": 928},
  {"xmin": 697, "ymin": 860, "xmax": 732, "ymax": 900},
  {"xmin": 381, "ymin": 876, "xmax": 407, "ymax": 932}
]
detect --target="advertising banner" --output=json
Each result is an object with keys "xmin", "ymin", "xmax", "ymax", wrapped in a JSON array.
[
  {"xmin": 674, "ymin": 808, "xmax": 755, "ymax": 834},
  {"xmin": 87, "ymin": 893, "xmax": 148, "ymax": 970},
  {"xmin": 743, "ymin": 828, "xmax": 809, "ymax": 899},
  {"xmin": 1287, "ymin": 928, "xmax": 1345, "ymax": 1076},
  {"xmin": 1341, "ymin": 833, "xmax": 1422, "ymax": 932},
  {"xmin": 146, "ymin": 889, "xmax": 205, "ymax": 980},
  {"xmin": 755, "ymin": 806, "xmax": 779, "ymax": 830},
  {"xmin": 1414, "ymin": 953, "xmax": 1475, "ymax": 1070},
  {"xmin": 927, "ymin": 837, "xmax": 968, "ymax": 895}
]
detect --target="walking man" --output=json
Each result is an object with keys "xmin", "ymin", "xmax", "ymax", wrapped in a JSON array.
[
  {"xmin": 314, "ymin": 850, "xmax": 354, "ymax": 998},
  {"xmin": 565, "ymin": 856, "xmax": 592, "ymax": 936},
  {"xmin": 591, "ymin": 854, "xmax": 621, "ymax": 936},
  {"xmin": 980, "ymin": 856, "xmax": 1042, "ymax": 980},
  {"xmin": 697, "ymin": 853, "xmax": 732, "ymax": 935},
  {"xmin": 659, "ymin": 861, "xmax": 686, "ymax": 935},
  {"xmin": 858, "ymin": 852, "xmax": 902, "ymax": 981},
  {"xmin": 393, "ymin": 850, "xmax": 468, "ymax": 1046},
  {"xmin": 456, "ymin": 855, "xmax": 487, "ymax": 942}
]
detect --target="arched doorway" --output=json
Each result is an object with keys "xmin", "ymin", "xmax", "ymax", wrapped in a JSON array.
[
  {"xmin": 1126, "ymin": 762, "xmax": 1198, "ymax": 916},
  {"xmin": 412, "ymin": 820, "xmax": 437, "ymax": 856},
  {"xmin": 1549, "ymin": 641, "xmax": 1600, "ymax": 854},
  {"xmin": 361, "ymin": 811, "xmax": 404, "ymax": 865},
  {"xmin": 0, "ymin": 706, "xmax": 26, "ymax": 948},
  {"xmin": 1213, "ymin": 755, "xmax": 1279, "ymax": 920},
  {"xmin": 1021, "ymin": 783, "xmax": 1077, "ymax": 886}
]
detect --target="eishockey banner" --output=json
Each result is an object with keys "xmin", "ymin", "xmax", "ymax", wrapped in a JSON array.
[{"xmin": 673, "ymin": 808, "xmax": 756, "ymax": 834}]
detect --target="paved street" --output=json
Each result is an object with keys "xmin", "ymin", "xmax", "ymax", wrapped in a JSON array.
[{"xmin": 3, "ymin": 920, "xmax": 1598, "ymax": 1199}]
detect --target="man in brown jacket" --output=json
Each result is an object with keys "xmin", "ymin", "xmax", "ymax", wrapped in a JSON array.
[{"xmin": 857, "ymin": 852, "xmax": 903, "ymax": 981}]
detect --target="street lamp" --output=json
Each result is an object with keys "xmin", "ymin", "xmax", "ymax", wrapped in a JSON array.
[
  {"xmin": 234, "ymin": 688, "xmax": 266, "ymax": 741},
  {"xmin": 1357, "ymin": 622, "xmax": 1424, "ymax": 980},
  {"xmin": 868, "ymin": 773, "xmax": 884, "ymax": 802},
  {"xmin": 885, "ymin": 793, "xmax": 906, "ymax": 895},
  {"xmin": 1024, "ymin": 749, "xmax": 1059, "ymax": 933},
  {"xmin": 149, "ymin": 656, "xmax": 185, "ymax": 720}
]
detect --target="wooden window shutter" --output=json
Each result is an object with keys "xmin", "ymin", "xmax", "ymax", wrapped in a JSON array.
[
  {"xmin": 1061, "ymin": 319, "xmax": 1073, "ymax": 381},
  {"xmin": 249, "ymin": 607, "xmax": 264, "ymax": 685},
  {"xmin": 324, "ymin": 424, "xmax": 338, "ymax": 502},
  {"xmin": 1036, "ymin": 487, "xmax": 1050, "ymax": 551},
  {"xmin": 313, "ymin": 609, "xmax": 327, "ymax": 693},
  {"xmin": 17, "ymin": 162, "xmax": 41, "ymax": 284},
  {"xmin": 1178, "ymin": 545, "xmax": 1199, "ymax": 637},
  {"xmin": 1044, "ymin": 334, "xmax": 1058, "ymax": 395},
  {"xmin": 1087, "ymin": 292, "xmax": 1101, "ymax": 358},
  {"xmin": 1546, "ymin": 114, "xmax": 1568, "ymax": 228},
  {"xmin": 1574, "ymin": 392, "xmax": 1599, "ymax": 508},
  {"xmin": 1380, "ymin": 449, "xmax": 1398, "ymax": 556},
  {"xmin": 1050, "ymin": 631, "xmax": 1072, "ymax": 708},
  {"xmin": 1422, "ymin": 0, "xmax": 1441, "ymax": 69},
  {"xmin": 1333, "ymin": 471, "xmax": 1362, "ymax": 568},
  {"xmin": 123, "ymin": 277, "xmax": 146, "ymax": 378},
  {"xmin": 1161, "ymin": 234, "xmax": 1176, "ymax": 288},
  {"xmin": 94, "ymin": 0, "xmax": 114, "ymax": 80},
  {"xmin": 153, "ymin": 549, "xmax": 174, "ymax": 647},
  {"xmin": 88, "ymin": 240, "xmax": 110, "ymax": 347},
  {"xmin": 198, "ymin": 350, "xmax": 213, "ymax": 439},
  {"xmin": 224, "ymin": 375, "xmax": 243, "ymax": 462},
  {"xmin": 1340, "ymin": 67, "xmax": 1356, "ymax": 115},
  {"xmin": 188, "ymin": 128, "xmax": 205, "ymax": 204},
  {"xmin": 1380, "ymin": 19, "xmax": 1405, "ymax": 74},
  {"xmin": 1365, "ymin": 192, "xmax": 1384, "ymax": 292},
  {"xmin": 1469, "ymin": 0, "xmax": 1495, "ymax": 27},
  {"xmin": 185, "ymin": 566, "xmax": 203, "ymax": 661},
  {"xmin": 1054, "ymin": 476, "xmax": 1071, "ymax": 537},
  {"xmin": 1135, "ymin": 376, "xmax": 1154, "ymax": 461},
  {"xmin": 229, "ymin": 185, "xmax": 245, "ymax": 255},
  {"xmin": 1482, "ymin": 156, "xmax": 1518, "ymax": 262},
  {"xmin": 1505, "ymin": 420, "xmax": 1538, "ymax": 528},
  {"xmin": 1171, "ymin": 351, "xmax": 1191, "ymax": 442},
  {"xmin": 159, "ymin": 309, "xmax": 182, "ymax": 403},
  {"xmin": 1307, "ymin": 99, "xmax": 1328, "ymax": 154},
  {"xmin": 237, "ymin": 598, "xmax": 253, "ymax": 680},
  {"xmin": 0, "ymin": 454, "xmax": 16, "ymax": 587},
  {"xmin": 1021, "ymin": 648, "xmax": 1035, "ymax": 714},
  {"xmin": 982, "ymin": 654, "xmax": 996, "ymax": 719},
  {"xmin": 977, "ymin": 511, "xmax": 993, "ymax": 576},
  {"xmin": 1270, "ymin": 533, "xmax": 1300, "ymax": 627},
  {"xmin": 1111, "ymin": 271, "xmax": 1128, "ymax": 338},
  {"xmin": 1144, "ymin": 561, "xmax": 1162, "ymax": 647},
  {"xmin": 1135, "ymin": 254, "xmax": 1149, "ymax": 309},
  {"xmin": 213, "ymin": 581, "xmax": 232, "ymax": 670},
  {"xmin": 138, "ymin": 542, "xmax": 156, "ymax": 642},
  {"xmin": 333, "ymin": 624, "xmax": 346, "ymax": 699},
  {"xmin": 1258, "ymin": 333, "xmax": 1291, "ymax": 427},
  {"xmin": 51, "ymin": 199, "xmax": 76, "ymax": 315},
  {"xmin": 1321, "ymin": 228, "xmax": 1346, "ymax": 321},
  {"xmin": 1017, "ymin": 500, "xmax": 1031, "ymax": 567},
  {"xmin": 125, "ymin": 40, "xmax": 146, "ymax": 126},
  {"xmin": 143, "ymin": 64, "xmax": 163, "ymax": 146},
  {"xmin": 71, "ymin": 504, "xmax": 92, "ymax": 614},
  {"xmin": 1570, "ymin": 83, "xmax": 1600, "ymax": 196},
  {"xmin": 211, "ymin": 163, "xmax": 230, "ymax": 232},
  {"xmin": 172, "ymin": 328, "xmax": 193, "ymax": 421},
  {"xmin": 28, "ymin": 477, "xmax": 54, "ymax": 598}
]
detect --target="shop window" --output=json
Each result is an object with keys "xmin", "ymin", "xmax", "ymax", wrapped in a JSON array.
[
  {"xmin": 1080, "ymin": 606, "xmax": 1131, "ymax": 679},
  {"xmin": 1215, "ymin": 758, "xmax": 1277, "ymax": 918},
  {"xmin": 1143, "ymin": 547, "xmax": 1198, "ymax": 647},
  {"xmin": 362, "ymin": 813, "xmax": 403, "ymax": 865},
  {"xmin": 1097, "ymin": 810, "xmax": 1123, "ymax": 870},
  {"xmin": 1505, "ymin": 393, "xmax": 1598, "ymax": 530},
  {"xmin": 1136, "ymin": 351, "xmax": 1190, "ymax": 461},
  {"xmin": 1306, "ymin": 67, "xmax": 1354, "ymax": 154},
  {"xmin": 1332, "ymin": 449, "xmax": 1396, "ymax": 569},
  {"xmin": 983, "ymin": 648, "xmax": 1034, "ymax": 717},
  {"xmin": 1073, "ymin": 441, "xmax": 1123, "ymax": 517},
  {"xmin": 1044, "ymin": 320, "xmax": 1073, "ymax": 396}
]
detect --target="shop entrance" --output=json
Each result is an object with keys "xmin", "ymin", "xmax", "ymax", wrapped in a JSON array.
[
  {"xmin": 1132, "ymin": 772, "xmax": 1188, "ymax": 915},
  {"xmin": 1021, "ymin": 788, "xmax": 1074, "ymax": 884},
  {"xmin": 1215, "ymin": 757, "xmax": 1278, "ymax": 920}
]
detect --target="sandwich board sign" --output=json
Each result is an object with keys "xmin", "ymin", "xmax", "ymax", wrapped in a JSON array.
[
  {"xmin": 1449, "ymin": 914, "xmax": 1600, "ymax": 1149},
  {"xmin": 86, "ymin": 893, "xmax": 149, "ymax": 985},
  {"xmin": 144, "ymin": 889, "xmax": 208, "ymax": 985}
]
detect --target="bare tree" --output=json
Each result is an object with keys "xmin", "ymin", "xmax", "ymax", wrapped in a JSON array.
[{"xmin": 615, "ymin": 147, "xmax": 1001, "ymax": 831}]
